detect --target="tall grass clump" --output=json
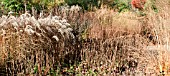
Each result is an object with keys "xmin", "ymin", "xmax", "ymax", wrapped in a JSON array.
[
  {"xmin": 0, "ymin": 12, "xmax": 76, "ymax": 75},
  {"xmin": 1, "ymin": 0, "xmax": 170, "ymax": 76},
  {"xmin": 145, "ymin": 0, "xmax": 170, "ymax": 75},
  {"xmin": 80, "ymin": 0, "xmax": 170, "ymax": 75}
]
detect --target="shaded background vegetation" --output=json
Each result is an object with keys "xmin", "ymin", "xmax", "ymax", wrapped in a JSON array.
[{"xmin": 0, "ymin": 0, "xmax": 136, "ymax": 14}]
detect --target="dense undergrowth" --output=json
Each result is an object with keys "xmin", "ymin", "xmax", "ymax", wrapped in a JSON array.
[{"xmin": 0, "ymin": 0, "xmax": 170, "ymax": 76}]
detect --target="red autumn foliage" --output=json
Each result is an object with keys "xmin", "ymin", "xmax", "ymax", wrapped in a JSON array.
[{"xmin": 131, "ymin": 0, "xmax": 146, "ymax": 9}]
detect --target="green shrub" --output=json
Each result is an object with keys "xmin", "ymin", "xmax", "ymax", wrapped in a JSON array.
[
  {"xmin": 2, "ymin": 0, "xmax": 25, "ymax": 12},
  {"xmin": 112, "ymin": 0, "xmax": 131, "ymax": 12},
  {"xmin": 1, "ymin": 0, "xmax": 64, "ymax": 13}
]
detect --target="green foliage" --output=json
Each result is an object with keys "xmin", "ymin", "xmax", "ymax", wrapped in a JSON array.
[
  {"xmin": 2, "ymin": 0, "xmax": 25, "ymax": 12},
  {"xmin": 150, "ymin": 0, "xmax": 158, "ymax": 13},
  {"xmin": 152, "ymin": 5, "xmax": 158, "ymax": 13},
  {"xmin": 0, "ymin": 0, "xmax": 136, "ymax": 13},
  {"xmin": 1, "ymin": 0, "xmax": 65, "ymax": 13},
  {"xmin": 0, "ymin": 0, "xmax": 159, "ymax": 14},
  {"xmin": 49, "ymin": 68, "xmax": 57, "ymax": 76},
  {"xmin": 88, "ymin": 69, "xmax": 97, "ymax": 76},
  {"xmin": 112, "ymin": 0, "xmax": 131, "ymax": 12},
  {"xmin": 33, "ymin": 64, "xmax": 38, "ymax": 74}
]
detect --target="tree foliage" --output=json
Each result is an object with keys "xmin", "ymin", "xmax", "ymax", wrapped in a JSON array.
[
  {"xmin": 113, "ymin": 0, "xmax": 131, "ymax": 12},
  {"xmin": 1, "ymin": 0, "xmax": 64, "ymax": 13},
  {"xmin": 1, "ymin": 0, "xmax": 114, "ymax": 12},
  {"xmin": 2, "ymin": 0, "xmax": 25, "ymax": 12},
  {"xmin": 0, "ymin": 0, "xmax": 158, "ymax": 14}
]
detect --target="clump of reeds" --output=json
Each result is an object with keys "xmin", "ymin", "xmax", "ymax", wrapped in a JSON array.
[{"xmin": 83, "ymin": 0, "xmax": 170, "ymax": 75}]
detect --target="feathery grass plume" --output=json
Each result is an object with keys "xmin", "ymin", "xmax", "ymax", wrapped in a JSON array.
[
  {"xmin": 70, "ymin": 5, "xmax": 82, "ymax": 12},
  {"xmin": 0, "ymin": 11, "xmax": 75, "ymax": 75}
]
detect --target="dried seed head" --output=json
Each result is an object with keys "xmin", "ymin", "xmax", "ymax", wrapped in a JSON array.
[
  {"xmin": 24, "ymin": 25, "xmax": 35, "ymax": 35},
  {"xmin": 52, "ymin": 36, "xmax": 59, "ymax": 41}
]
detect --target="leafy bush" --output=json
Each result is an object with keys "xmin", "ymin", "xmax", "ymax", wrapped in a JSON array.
[
  {"xmin": 1, "ymin": 0, "xmax": 65, "ymax": 13},
  {"xmin": 1, "ymin": 0, "xmax": 25, "ymax": 12},
  {"xmin": 112, "ymin": 0, "xmax": 131, "ymax": 12}
]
